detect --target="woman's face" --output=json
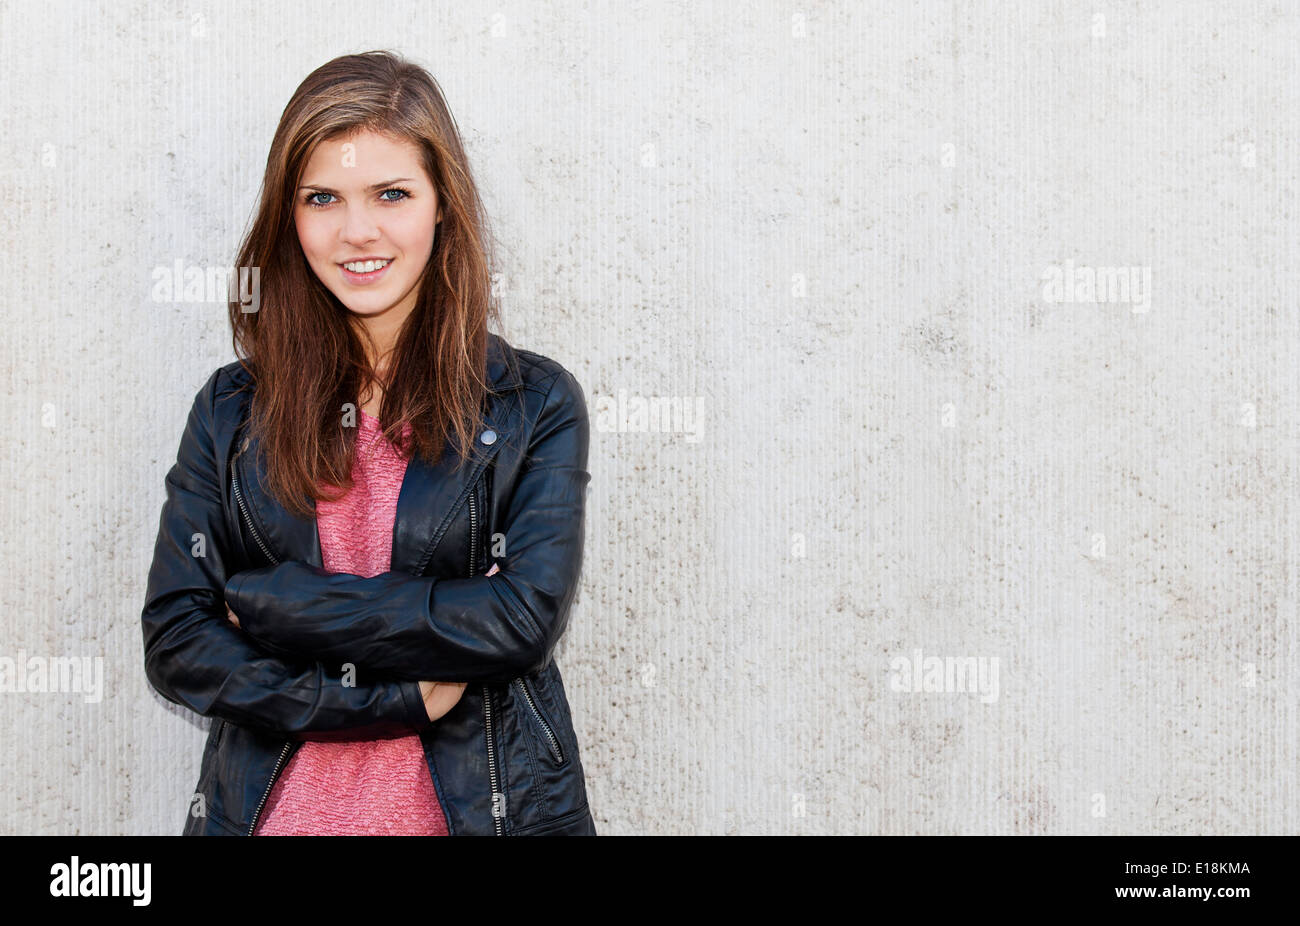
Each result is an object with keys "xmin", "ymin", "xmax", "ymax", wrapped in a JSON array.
[{"xmin": 294, "ymin": 129, "xmax": 441, "ymax": 334}]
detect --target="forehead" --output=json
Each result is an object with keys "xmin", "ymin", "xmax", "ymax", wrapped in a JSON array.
[{"xmin": 301, "ymin": 129, "xmax": 424, "ymax": 181}]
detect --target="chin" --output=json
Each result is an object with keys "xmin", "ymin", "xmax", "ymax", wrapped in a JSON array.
[{"xmin": 340, "ymin": 300, "xmax": 390, "ymax": 316}]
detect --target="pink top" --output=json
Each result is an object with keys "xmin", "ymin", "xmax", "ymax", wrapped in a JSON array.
[{"xmin": 254, "ymin": 408, "xmax": 449, "ymax": 836}]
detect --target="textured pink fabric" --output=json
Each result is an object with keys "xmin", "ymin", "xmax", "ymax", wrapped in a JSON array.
[{"xmin": 254, "ymin": 408, "xmax": 449, "ymax": 836}]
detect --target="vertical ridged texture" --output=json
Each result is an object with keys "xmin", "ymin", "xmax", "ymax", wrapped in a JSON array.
[{"xmin": 0, "ymin": 0, "xmax": 1295, "ymax": 835}]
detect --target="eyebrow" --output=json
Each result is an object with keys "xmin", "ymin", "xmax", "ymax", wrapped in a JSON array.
[{"xmin": 297, "ymin": 177, "xmax": 417, "ymax": 194}]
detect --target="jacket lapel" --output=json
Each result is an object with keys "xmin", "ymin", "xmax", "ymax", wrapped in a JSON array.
[
  {"xmin": 389, "ymin": 388, "xmax": 518, "ymax": 575},
  {"xmin": 391, "ymin": 337, "xmax": 522, "ymax": 573},
  {"xmin": 233, "ymin": 433, "xmax": 324, "ymax": 568}
]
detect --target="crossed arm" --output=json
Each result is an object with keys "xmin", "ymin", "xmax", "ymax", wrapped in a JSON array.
[
  {"xmin": 216, "ymin": 368, "xmax": 590, "ymax": 702},
  {"xmin": 223, "ymin": 561, "xmax": 500, "ymax": 720},
  {"xmin": 141, "ymin": 368, "xmax": 427, "ymax": 739},
  {"xmin": 142, "ymin": 365, "xmax": 590, "ymax": 737}
]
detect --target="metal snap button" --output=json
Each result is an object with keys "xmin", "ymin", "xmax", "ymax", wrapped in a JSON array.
[{"xmin": 480, "ymin": 428, "xmax": 497, "ymax": 445}]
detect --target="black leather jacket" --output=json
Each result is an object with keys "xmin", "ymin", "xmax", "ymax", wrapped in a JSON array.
[{"xmin": 141, "ymin": 333, "xmax": 597, "ymax": 835}]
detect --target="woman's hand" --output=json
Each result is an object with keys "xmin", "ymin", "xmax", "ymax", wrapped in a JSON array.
[
  {"xmin": 417, "ymin": 561, "xmax": 497, "ymax": 721},
  {"xmin": 418, "ymin": 679, "xmax": 468, "ymax": 721}
]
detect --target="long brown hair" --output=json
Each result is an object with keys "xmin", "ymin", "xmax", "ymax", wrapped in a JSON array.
[{"xmin": 226, "ymin": 49, "xmax": 514, "ymax": 518}]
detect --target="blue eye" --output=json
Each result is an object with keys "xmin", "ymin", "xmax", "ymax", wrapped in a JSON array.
[{"xmin": 302, "ymin": 188, "xmax": 411, "ymax": 209}]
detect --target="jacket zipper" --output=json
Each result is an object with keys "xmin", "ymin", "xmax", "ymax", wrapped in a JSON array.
[
  {"xmin": 470, "ymin": 475, "xmax": 505, "ymax": 835},
  {"xmin": 246, "ymin": 740, "xmax": 297, "ymax": 835},
  {"xmin": 468, "ymin": 474, "xmax": 478, "ymax": 576},
  {"xmin": 230, "ymin": 440, "xmax": 297, "ymax": 835},
  {"xmin": 515, "ymin": 678, "xmax": 564, "ymax": 764},
  {"xmin": 230, "ymin": 451, "xmax": 279, "ymax": 566},
  {"xmin": 483, "ymin": 684, "xmax": 504, "ymax": 835}
]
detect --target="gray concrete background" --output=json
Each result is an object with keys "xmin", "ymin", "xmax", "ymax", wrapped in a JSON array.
[{"xmin": 1, "ymin": 1, "xmax": 1297, "ymax": 835}]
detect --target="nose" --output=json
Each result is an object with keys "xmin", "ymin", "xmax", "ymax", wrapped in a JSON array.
[{"xmin": 339, "ymin": 204, "xmax": 381, "ymax": 246}]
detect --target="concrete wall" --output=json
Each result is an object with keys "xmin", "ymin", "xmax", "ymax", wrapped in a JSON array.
[{"xmin": 1, "ymin": 0, "xmax": 1296, "ymax": 834}]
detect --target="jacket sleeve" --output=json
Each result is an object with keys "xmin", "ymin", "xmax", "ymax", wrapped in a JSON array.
[
  {"xmin": 224, "ymin": 367, "xmax": 591, "ymax": 684},
  {"xmin": 140, "ymin": 367, "xmax": 432, "ymax": 738}
]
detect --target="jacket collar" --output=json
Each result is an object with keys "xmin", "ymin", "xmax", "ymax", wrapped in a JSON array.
[
  {"xmin": 485, "ymin": 331, "xmax": 523, "ymax": 392},
  {"xmin": 234, "ymin": 333, "xmax": 521, "ymax": 572}
]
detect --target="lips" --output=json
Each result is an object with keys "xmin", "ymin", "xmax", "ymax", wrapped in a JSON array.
[{"xmin": 338, "ymin": 257, "xmax": 393, "ymax": 284}]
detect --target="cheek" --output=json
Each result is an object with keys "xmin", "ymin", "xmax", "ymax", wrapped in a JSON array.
[
  {"xmin": 294, "ymin": 211, "xmax": 332, "ymax": 264},
  {"xmin": 390, "ymin": 209, "xmax": 438, "ymax": 259}
]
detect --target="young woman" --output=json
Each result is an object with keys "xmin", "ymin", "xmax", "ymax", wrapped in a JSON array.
[{"xmin": 141, "ymin": 50, "xmax": 597, "ymax": 835}]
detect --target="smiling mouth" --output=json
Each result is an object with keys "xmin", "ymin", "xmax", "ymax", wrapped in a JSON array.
[
  {"xmin": 339, "ymin": 258, "xmax": 392, "ymax": 273},
  {"xmin": 338, "ymin": 258, "xmax": 394, "ymax": 283}
]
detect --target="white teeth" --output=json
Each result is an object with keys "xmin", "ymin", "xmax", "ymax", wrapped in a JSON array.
[{"xmin": 343, "ymin": 259, "xmax": 391, "ymax": 273}]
